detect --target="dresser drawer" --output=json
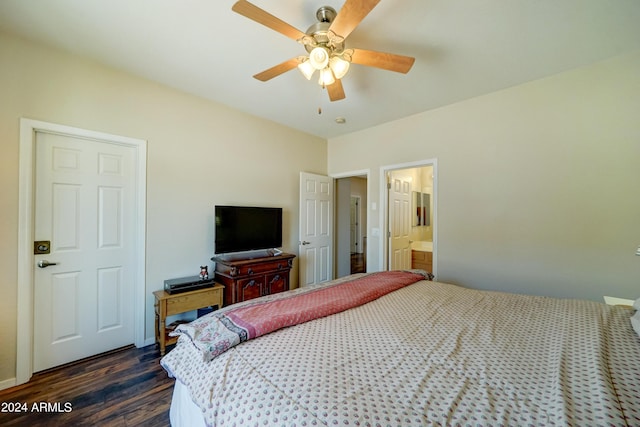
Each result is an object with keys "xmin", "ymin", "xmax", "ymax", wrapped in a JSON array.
[
  {"xmin": 237, "ymin": 277, "xmax": 265, "ymax": 302},
  {"xmin": 266, "ymin": 272, "xmax": 289, "ymax": 295},
  {"xmin": 235, "ymin": 259, "xmax": 289, "ymax": 277}
]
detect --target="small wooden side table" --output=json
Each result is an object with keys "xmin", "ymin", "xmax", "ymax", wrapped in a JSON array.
[{"xmin": 153, "ymin": 284, "xmax": 224, "ymax": 355}]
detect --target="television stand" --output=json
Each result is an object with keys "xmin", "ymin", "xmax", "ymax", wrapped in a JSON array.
[{"xmin": 213, "ymin": 252, "xmax": 295, "ymax": 305}]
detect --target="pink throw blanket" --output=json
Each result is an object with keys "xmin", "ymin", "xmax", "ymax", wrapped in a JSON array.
[{"xmin": 169, "ymin": 270, "xmax": 428, "ymax": 361}]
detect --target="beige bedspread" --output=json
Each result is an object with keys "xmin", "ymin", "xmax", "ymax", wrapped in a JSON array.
[{"xmin": 161, "ymin": 278, "xmax": 640, "ymax": 426}]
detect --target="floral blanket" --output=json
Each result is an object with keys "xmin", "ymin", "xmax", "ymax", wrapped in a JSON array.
[{"xmin": 167, "ymin": 270, "xmax": 429, "ymax": 361}]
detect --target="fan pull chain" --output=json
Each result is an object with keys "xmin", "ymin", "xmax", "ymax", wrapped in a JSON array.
[{"xmin": 318, "ymin": 84, "xmax": 326, "ymax": 115}]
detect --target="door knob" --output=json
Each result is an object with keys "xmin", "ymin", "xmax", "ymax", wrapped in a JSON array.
[
  {"xmin": 300, "ymin": 241, "xmax": 311, "ymax": 245},
  {"xmin": 37, "ymin": 260, "xmax": 58, "ymax": 268}
]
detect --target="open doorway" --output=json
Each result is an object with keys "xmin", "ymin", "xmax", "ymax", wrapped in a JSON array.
[
  {"xmin": 334, "ymin": 173, "xmax": 368, "ymax": 278},
  {"xmin": 349, "ymin": 196, "xmax": 365, "ymax": 273},
  {"xmin": 381, "ymin": 160, "xmax": 436, "ymax": 277}
]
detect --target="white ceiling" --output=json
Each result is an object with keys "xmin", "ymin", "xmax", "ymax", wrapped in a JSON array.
[{"xmin": 1, "ymin": 0, "xmax": 639, "ymax": 139}]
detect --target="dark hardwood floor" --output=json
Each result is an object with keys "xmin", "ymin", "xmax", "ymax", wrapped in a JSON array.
[{"xmin": 0, "ymin": 344, "xmax": 174, "ymax": 427}]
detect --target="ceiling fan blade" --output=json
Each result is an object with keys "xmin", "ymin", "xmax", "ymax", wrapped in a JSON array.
[
  {"xmin": 326, "ymin": 79, "xmax": 346, "ymax": 102},
  {"xmin": 329, "ymin": 0, "xmax": 380, "ymax": 39},
  {"xmin": 351, "ymin": 48, "xmax": 415, "ymax": 74},
  {"xmin": 232, "ymin": 0, "xmax": 306, "ymax": 41},
  {"xmin": 253, "ymin": 58, "xmax": 299, "ymax": 81}
]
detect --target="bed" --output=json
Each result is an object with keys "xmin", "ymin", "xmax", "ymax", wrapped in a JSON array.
[{"xmin": 161, "ymin": 270, "xmax": 640, "ymax": 426}]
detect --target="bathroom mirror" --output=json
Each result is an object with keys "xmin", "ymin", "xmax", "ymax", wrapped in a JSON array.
[{"xmin": 413, "ymin": 191, "xmax": 430, "ymax": 226}]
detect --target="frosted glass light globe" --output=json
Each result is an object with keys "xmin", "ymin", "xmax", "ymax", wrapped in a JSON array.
[{"xmin": 309, "ymin": 47, "xmax": 330, "ymax": 70}]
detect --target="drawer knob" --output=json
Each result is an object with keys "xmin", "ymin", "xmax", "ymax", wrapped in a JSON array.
[{"xmin": 247, "ymin": 268, "xmax": 253, "ymax": 275}]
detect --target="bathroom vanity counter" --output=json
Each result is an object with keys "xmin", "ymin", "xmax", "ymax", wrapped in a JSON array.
[{"xmin": 411, "ymin": 241, "xmax": 433, "ymax": 273}]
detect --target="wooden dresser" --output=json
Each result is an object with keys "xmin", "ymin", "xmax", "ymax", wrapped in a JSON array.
[{"xmin": 214, "ymin": 252, "xmax": 295, "ymax": 305}]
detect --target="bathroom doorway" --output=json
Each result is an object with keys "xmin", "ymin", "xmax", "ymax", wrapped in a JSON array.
[{"xmin": 381, "ymin": 160, "xmax": 436, "ymax": 277}]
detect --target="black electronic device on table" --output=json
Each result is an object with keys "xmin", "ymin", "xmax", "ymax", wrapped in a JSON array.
[{"xmin": 164, "ymin": 275, "xmax": 215, "ymax": 294}]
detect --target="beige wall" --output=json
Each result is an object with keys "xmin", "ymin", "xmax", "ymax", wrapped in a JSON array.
[
  {"xmin": 0, "ymin": 33, "xmax": 326, "ymax": 384},
  {"xmin": 329, "ymin": 50, "xmax": 640, "ymax": 302}
]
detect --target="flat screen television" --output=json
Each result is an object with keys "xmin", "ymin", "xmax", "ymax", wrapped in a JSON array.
[{"xmin": 214, "ymin": 205, "xmax": 283, "ymax": 255}]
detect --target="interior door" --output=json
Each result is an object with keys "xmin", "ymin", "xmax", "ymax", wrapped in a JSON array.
[
  {"xmin": 388, "ymin": 172, "xmax": 412, "ymax": 270},
  {"xmin": 33, "ymin": 131, "xmax": 136, "ymax": 372},
  {"xmin": 299, "ymin": 172, "xmax": 333, "ymax": 286}
]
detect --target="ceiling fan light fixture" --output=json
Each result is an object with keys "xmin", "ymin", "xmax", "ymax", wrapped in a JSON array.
[
  {"xmin": 329, "ymin": 56, "xmax": 350, "ymax": 79},
  {"xmin": 297, "ymin": 59, "xmax": 315, "ymax": 80},
  {"xmin": 233, "ymin": 1, "xmax": 416, "ymax": 103},
  {"xmin": 319, "ymin": 67, "xmax": 335, "ymax": 86},
  {"xmin": 309, "ymin": 46, "xmax": 330, "ymax": 70}
]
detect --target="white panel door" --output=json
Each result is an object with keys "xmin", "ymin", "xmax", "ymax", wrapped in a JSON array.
[
  {"xmin": 388, "ymin": 173, "xmax": 412, "ymax": 270},
  {"xmin": 33, "ymin": 131, "xmax": 135, "ymax": 372},
  {"xmin": 299, "ymin": 172, "xmax": 333, "ymax": 286}
]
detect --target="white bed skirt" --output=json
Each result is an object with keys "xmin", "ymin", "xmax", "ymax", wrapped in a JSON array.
[{"xmin": 170, "ymin": 380, "xmax": 207, "ymax": 427}]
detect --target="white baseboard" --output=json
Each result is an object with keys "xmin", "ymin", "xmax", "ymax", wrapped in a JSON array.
[{"xmin": 0, "ymin": 377, "xmax": 17, "ymax": 391}]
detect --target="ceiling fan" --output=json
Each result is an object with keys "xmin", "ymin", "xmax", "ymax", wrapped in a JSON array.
[{"xmin": 232, "ymin": 0, "xmax": 415, "ymax": 102}]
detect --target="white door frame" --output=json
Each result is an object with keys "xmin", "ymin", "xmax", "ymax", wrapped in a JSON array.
[
  {"xmin": 16, "ymin": 118, "xmax": 147, "ymax": 385},
  {"xmin": 379, "ymin": 159, "xmax": 437, "ymax": 275}
]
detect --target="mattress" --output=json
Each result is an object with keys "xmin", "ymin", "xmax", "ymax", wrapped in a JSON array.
[{"xmin": 161, "ymin": 272, "xmax": 640, "ymax": 426}]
